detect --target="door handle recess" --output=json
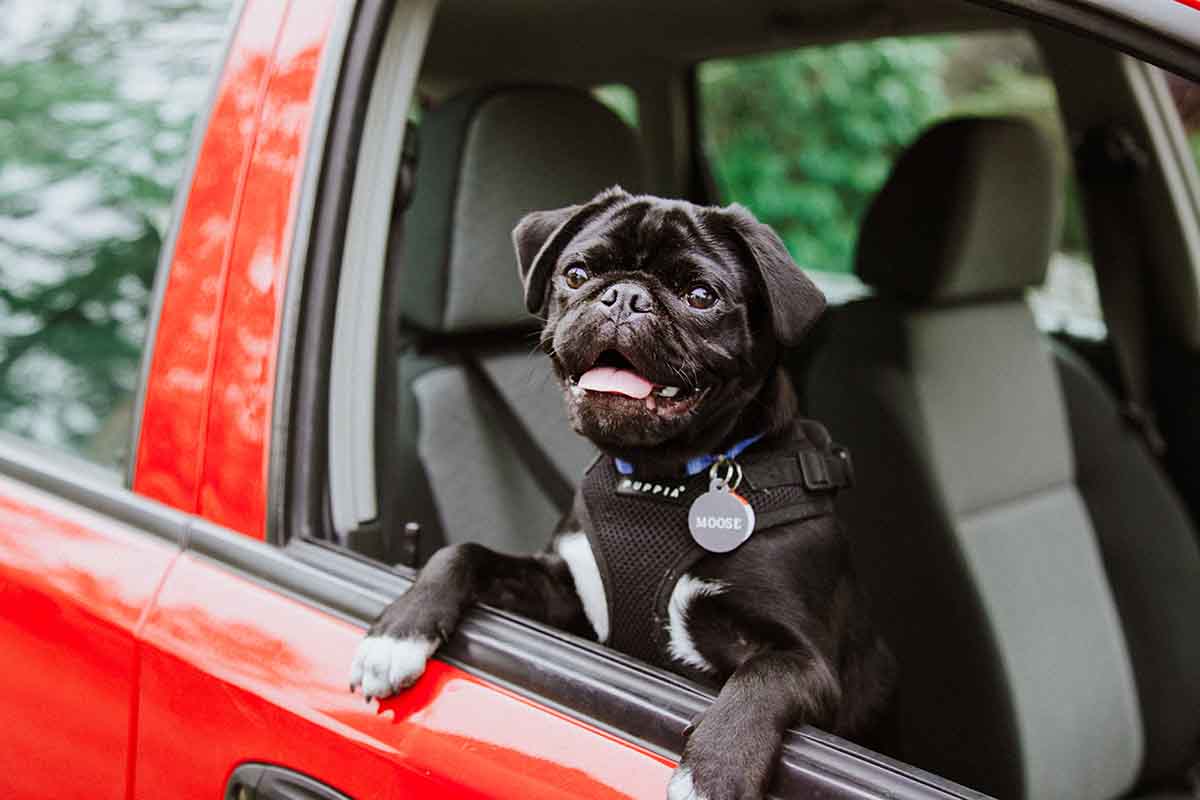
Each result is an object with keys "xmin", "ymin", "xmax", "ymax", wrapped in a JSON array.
[{"xmin": 226, "ymin": 763, "xmax": 353, "ymax": 800}]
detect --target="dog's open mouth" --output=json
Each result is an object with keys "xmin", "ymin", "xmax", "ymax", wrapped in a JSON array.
[{"xmin": 568, "ymin": 350, "xmax": 708, "ymax": 414}]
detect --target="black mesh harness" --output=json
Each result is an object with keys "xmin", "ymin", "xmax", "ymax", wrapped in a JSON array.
[{"xmin": 574, "ymin": 419, "xmax": 853, "ymax": 669}]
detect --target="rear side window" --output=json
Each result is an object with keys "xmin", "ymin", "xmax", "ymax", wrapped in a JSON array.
[
  {"xmin": 0, "ymin": 1, "xmax": 234, "ymax": 471},
  {"xmin": 1165, "ymin": 71, "xmax": 1200, "ymax": 176},
  {"xmin": 593, "ymin": 84, "xmax": 639, "ymax": 129},
  {"xmin": 697, "ymin": 32, "xmax": 1102, "ymax": 336}
]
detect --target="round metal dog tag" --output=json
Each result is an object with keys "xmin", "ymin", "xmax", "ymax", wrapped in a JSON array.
[{"xmin": 688, "ymin": 488, "xmax": 756, "ymax": 553}]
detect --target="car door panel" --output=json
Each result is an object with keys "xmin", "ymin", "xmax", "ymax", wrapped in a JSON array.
[
  {"xmin": 0, "ymin": 468, "xmax": 181, "ymax": 799},
  {"xmin": 198, "ymin": 0, "xmax": 340, "ymax": 538},
  {"xmin": 134, "ymin": 547, "xmax": 674, "ymax": 799},
  {"xmin": 132, "ymin": 0, "xmax": 292, "ymax": 519}
]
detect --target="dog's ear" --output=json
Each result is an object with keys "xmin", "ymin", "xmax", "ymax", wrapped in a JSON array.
[
  {"xmin": 710, "ymin": 204, "xmax": 826, "ymax": 347},
  {"xmin": 513, "ymin": 186, "xmax": 630, "ymax": 316}
]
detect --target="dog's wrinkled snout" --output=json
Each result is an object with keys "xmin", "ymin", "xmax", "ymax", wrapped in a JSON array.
[{"xmin": 599, "ymin": 282, "xmax": 653, "ymax": 317}]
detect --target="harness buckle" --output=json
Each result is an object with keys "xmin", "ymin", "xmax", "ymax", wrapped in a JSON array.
[
  {"xmin": 799, "ymin": 451, "xmax": 833, "ymax": 490},
  {"xmin": 799, "ymin": 448, "xmax": 854, "ymax": 492}
]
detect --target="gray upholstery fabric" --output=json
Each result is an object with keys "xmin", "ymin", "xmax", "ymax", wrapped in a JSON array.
[
  {"xmin": 800, "ymin": 114, "xmax": 1200, "ymax": 800},
  {"xmin": 808, "ymin": 298, "xmax": 1144, "ymax": 800},
  {"xmin": 808, "ymin": 298, "xmax": 1023, "ymax": 798},
  {"xmin": 908, "ymin": 301, "xmax": 1073, "ymax": 515},
  {"xmin": 393, "ymin": 85, "xmax": 643, "ymax": 555},
  {"xmin": 856, "ymin": 117, "xmax": 1061, "ymax": 305},
  {"xmin": 413, "ymin": 352, "xmax": 596, "ymax": 552},
  {"xmin": 958, "ymin": 486, "xmax": 1143, "ymax": 800},
  {"xmin": 1056, "ymin": 346, "xmax": 1200, "ymax": 786},
  {"xmin": 400, "ymin": 87, "xmax": 645, "ymax": 333}
]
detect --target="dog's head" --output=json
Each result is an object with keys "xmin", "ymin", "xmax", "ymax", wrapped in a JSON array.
[{"xmin": 513, "ymin": 187, "xmax": 825, "ymax": 463}]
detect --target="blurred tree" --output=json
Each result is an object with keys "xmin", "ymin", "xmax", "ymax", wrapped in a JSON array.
[
  {"xmin": 700, "ymin": 32, "xmax": 1087, "ymax": 273},
  {"xmin": 700, "ymin": 39, "xmax": 949, "ymax": 272},
  {"xmin": 1165, "ymin": 72, "xmax": 1200, "ymax": 168},
  {"xmin": 0, "ymin": 0, "xmax": 229, "ymax": 468}
]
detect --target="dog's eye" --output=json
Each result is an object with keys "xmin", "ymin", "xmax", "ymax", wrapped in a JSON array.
[
  {"xmin": 564, "ymin": 264, "xmax": 590, "ymax": 289},
  {"xmin": 685, "ymin": 284, "xmax": 717, "ymax": 309}
]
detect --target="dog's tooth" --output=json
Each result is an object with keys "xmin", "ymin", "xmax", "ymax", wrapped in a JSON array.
[{"xmin": 658, "ymin": 386, "xmax": 680, "ymax": 398}]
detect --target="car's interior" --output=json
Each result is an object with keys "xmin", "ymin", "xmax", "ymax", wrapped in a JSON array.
[{"xmin": 316, "ymin": 1, "xmax": 1200, "ymax": 798}]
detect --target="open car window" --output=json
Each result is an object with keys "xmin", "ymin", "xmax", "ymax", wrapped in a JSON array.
[{"xmin": 282, "ymin": 1, "xmax": 1200, "ymax": 797}]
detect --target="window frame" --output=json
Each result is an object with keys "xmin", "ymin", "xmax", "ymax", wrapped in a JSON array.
[{"xmin": 270, "ymin": 0, "xmax": 1200, "ymax": 797}]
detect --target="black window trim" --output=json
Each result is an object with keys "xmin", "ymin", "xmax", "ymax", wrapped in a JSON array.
[
  {"xmin": 273, "ymin": 0, "xmax": 398, "ymax": 547},
  {"xmin": 0, "ymin": 433, "xmax": 188, "ymax": 545}
]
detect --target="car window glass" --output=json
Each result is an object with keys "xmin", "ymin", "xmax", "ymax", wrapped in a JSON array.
[
  {"xmin": 1164, "ymin": 70, "xmax": 1200, "ymax": 176},
  {"xmin": 593, "ymin": 84, "xmax": 639, "ymax": 129},
  {"xmin": 697, "ymin": 31, "xmax": 1103, "ymax": 338},
  {"xmin": 0, "ymin": 0, "xmax": 234, "ymax": 472}
]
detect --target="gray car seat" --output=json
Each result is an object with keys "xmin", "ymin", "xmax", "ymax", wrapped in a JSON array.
[
  {"xmin": 389, "ymin": 86, "xmax": 645, "ymax": 561},
  {"xmin": 806, "ymin": 117, "xmax": 1200, "ymax": 800}
]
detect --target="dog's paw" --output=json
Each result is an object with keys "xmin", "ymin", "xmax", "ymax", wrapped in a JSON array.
[
  {"xmin": 667, "ymin": 762, "xmax": 749, "ymax": 800},
  {"xmin": 349, "ymin": 634, "xmax": 438, "ymax": 699},
  {"xmin": 669, "ymin": 721, "xmax": 777, "ymax": 800},
  {"xmin": 666, "ymin": 766, "xmax": 709, "ymax": 800}
]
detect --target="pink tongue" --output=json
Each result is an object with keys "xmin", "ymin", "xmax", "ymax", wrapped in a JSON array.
[{"xmin": 578, "ymin": 367, "xmax": 654, "ymax": 399}]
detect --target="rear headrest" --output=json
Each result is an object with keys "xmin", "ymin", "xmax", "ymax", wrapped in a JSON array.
[
  {"xmin": 856, "ymin": 117, "xmax": 1062, "ymax": 305},
  {"xmin": 400, "ymin": 86, "xmax": 645, "ymax": 334}
]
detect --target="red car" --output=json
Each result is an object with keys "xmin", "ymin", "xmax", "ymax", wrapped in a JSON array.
[{"xmin": 6, "ymin": 0, "xmax": 1200, "ymax": 798}]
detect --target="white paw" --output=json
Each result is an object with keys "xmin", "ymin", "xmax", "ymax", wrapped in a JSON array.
[
  {"xmin": 667, "ymin": 766, "xmax": 708, "ymax": 800},
  {"xmin": 349, "ymin": 635, "xmax": 438, "ymax": 699}
]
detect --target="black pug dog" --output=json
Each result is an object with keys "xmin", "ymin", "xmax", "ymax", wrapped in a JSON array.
[{"xmin": 351, "ymin": 187, "xmax": 894, "ymax": 800}]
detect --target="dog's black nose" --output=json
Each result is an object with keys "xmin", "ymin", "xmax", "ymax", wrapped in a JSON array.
[{"xmin": 600, "ymin": 282, "xmax": 653, "ymax": 315}]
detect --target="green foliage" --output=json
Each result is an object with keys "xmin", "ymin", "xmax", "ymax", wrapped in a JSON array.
[
  {"xmin": 701, "ymin": 40, "xmax": 949, "ymax": 272},
  {"xmin": 0, "ymin": 1, "xmax": 229, "ymax": 468},
  {"xmin": 700, "ymin": 33, "xmax": 1085, "ymax": 273}
]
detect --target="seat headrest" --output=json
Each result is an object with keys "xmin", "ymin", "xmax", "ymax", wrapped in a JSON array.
[
  {"xmin": 399, "ymin": 86, "xmax": 646, "ymax": 334},
  {"xmin": 855, "ymin": 117, "xmax": 1062, "ymax": 305}
]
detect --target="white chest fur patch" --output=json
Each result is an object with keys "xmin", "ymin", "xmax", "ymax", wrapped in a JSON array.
[
  {"xmin": 666, "ymin": 574, "xmax": 727, "ymax": 673},
  {"xmin": 555, "ymin": 531, "xmax": 609, "ymax": 642}
]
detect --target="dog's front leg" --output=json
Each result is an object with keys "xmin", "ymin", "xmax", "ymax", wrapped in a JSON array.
[
  {"xmin": 350, "ymin": 541, "xmax": 588, "ymax": 699},
  {"xmin": 668, "ymin": 649, "xmax": 840, "ymax": 800}
]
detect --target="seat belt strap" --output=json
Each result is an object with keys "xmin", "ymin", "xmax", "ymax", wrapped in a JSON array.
[
  {"xmin": 1077, "ymin": 125, "xmax": 1167, "ymax": 457},
  {"xmin": 386, "ymin": 119, "xmax": 449, "ymax": 567},
  {"xmin": 461, "ymin": 357, "xmax": 575, "ymax": 513}
]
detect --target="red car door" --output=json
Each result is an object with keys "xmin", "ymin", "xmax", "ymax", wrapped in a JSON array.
[
  {"xmin": 127, "ymin": 1, "xmax": 675, "ymax": 797},
  {"xmin": 0, "ymin": 0, "xmax": 229, "ymax": 796},
  {"xmin": 0, "ymin": 454, "xmax": 183, "ymax": 800}
]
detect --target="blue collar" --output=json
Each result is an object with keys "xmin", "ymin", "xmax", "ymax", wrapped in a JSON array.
[{"xmin": 614, "ymin": 432, "xmax": 766, "ymax": 478}]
